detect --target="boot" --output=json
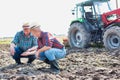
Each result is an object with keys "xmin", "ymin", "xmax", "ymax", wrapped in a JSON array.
[
  {"xmin": 27, "ymin": 55, "xmax": 36, "ymax": 64},
  {"xmin": 49, "ymin": 60, "xmax": 60, "ymax": 74},
  {"xmin": 27, "ymin": 58, "xmax": 35, "ymax": 64},
  {"xmin": 44, "ymin": 59, "xmax": 50, "ymax": 64},
  {"xmin": 27, "ymin": 57, "xmax": 35, "ymax": 64},
  {"xmin": 15, "ymin": 58, "xmax": 24, "ymax": 65}
]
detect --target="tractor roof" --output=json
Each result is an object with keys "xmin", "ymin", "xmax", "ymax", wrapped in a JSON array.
[{"xmin": 76, "ymin": 0, "xmax": 110, "ymax": 6}]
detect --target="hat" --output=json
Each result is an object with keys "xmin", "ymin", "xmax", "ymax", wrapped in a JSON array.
[
  {"xmin": 30, "ymin": 23, "xmax": 41, "ymax": 29},
  {"xmin": 22, "ymin": 23, "xmax": 30, "ymax": 28}
]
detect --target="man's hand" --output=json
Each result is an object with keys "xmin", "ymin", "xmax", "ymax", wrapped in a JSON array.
[
  {"xmin": 27, "ymin": 46, "xmax": 37, "ymax": 52},
  {"xmin": 35, "ymin": 46, "xmax": 51, "ymax": 59},
  {"xmin": 26, "ymin": 49, "xmax": 31, "ymax": 52},
  {"xmin": 10, "ymin": 47, "xmax": 15, "ymax": 56},
  {"xmin": 10, "ymin": 43, "xmax": 15, "ymax": 56},
  {"xmin": 21, "ymin": 52, "xmax": 30, "ymax": 56},
  {"xmin": 35, "ymin": 51, "xmax": 40, "ymax": 59},
  {"xmin": 10, "ymin": 43, "xmax": 16, "ymax": 56}
]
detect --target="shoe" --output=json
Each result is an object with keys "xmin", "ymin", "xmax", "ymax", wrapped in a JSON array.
[
  {"xmin": 16, "ymin": 62, "xmax": 24, "ymax": 65},
  {"xmin": 44, "ymin": 59, "xmax": 50, "ymax": 64},
  {"xmin": 14, "ymin": 58, "xmax": 22, "ymax": 65},
  {"xmin": 27, "ymin": 58, "xmax": 35, "ymax": 64},
  {"xmin": 49, "ymin": 60, "xmax": 60, "ymax": 74}
]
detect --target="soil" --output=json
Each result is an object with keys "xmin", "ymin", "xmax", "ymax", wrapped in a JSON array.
[{"xmin": 0, "ymin": 44, "xmax": 120, "ymax": 80}]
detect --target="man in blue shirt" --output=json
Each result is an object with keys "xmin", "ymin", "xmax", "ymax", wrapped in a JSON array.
[{"xmin": 10, "ymin": 23, "xmax": 38, "ymax": 65}]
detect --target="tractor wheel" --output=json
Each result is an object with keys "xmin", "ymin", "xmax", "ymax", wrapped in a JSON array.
[
  {"xmin": 68, "ymin": 22, "xmax": 91, "ymax": 48},
  {"xmin": 103, "ymin": 26, "xmax": 120, "ymax": 51}
]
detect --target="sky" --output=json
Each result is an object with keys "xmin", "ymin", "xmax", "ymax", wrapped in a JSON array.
[{"xmin": 0, "ymin": 0, "xmax": 119, "ymax": 37}]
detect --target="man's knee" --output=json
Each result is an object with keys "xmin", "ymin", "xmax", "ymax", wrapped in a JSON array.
[
  {"xmin": 12, "ymin": 54, "xmax": 19, "ymax": 59},
  {"xmin": 12, "ymin": 47, "xmax": 23, "ymax": 59},
  {"xmin": 44, "ymin": 49, "xmax": 56, "ymax": 61},
  {"xmin": 44, "ymin": 49, "xmax": 53, "ymax": 56}
]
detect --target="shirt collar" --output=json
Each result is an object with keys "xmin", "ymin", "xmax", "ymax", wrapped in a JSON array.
[{"xmin": 22, "ymin": 31, "xmax": 32, "ymax": 37}]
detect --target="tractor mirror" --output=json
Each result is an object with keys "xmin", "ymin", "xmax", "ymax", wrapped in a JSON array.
[{"xmin": 72, "ymin": 10, "xmax": 75, "ymax": 15}]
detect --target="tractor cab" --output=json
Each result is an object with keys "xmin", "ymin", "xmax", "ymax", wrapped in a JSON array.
[{"xmin": 72, "ymin": 0, "xmax": 111, "ymax": 26}]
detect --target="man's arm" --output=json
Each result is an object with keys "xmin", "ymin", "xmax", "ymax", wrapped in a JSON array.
[
  {"xmin": 35, "ymin": 32, "xmax": 52, "ymax": 58},
  {"xmin": 21, "ymin": 45, "xmax": 50, "ymax": 57},
  {"xmin": 10, "ymin": 32, "xmax": 20, "ymax": 55},
  {"xmin": 37, "ymin": 46, "xmax": 51, "ymax": 53},
  {"xmin": 21, "ymin": 50, "xmax": 37, "ymax": 56},
  {"xmin": 27, "ymin": 46, "xmax": 38, "ymax": 52},
  {"xmin": 35, "ymin": 46, "xmax": 51, "ymax": 59},
  {"xmin": 10, "ymin": 43, "xmax": 16, "ymax": 48},
  {"xmin": 10, "ymin": 43, "xmax": 16, "ymax": 55}
]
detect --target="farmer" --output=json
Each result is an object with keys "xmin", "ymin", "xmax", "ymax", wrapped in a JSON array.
[
  {"xmin": 10, "ymin": 23, "xmax": 38, "ymax": 65},
  {"xmin": 30, "ymin": 24, "xmax": 66, "ymax": 74}
]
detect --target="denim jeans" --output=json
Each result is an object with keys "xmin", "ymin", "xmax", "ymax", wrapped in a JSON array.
[
  {"xmin": 12, "ymin": 47, "xmax": 36, "ymax": 63},
  {"xmin": 39, "ymin": 47, "xmax": 66, "ymax": 61}
]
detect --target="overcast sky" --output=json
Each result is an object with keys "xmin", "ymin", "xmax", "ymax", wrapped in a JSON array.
[{"xmin": 0, "ymin": 0, "xmax": 119, "ymax": 37}]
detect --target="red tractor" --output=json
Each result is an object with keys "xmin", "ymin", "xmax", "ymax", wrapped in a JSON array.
[{"xmin": 68, "ymin": 0, "xmax": 120, "ymax": 52}]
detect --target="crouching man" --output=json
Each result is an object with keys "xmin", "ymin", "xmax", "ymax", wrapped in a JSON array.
[
  {"xmin": 10, "ymin": 23, "xmax": 38, "ymax": 65},
  {"xmin": 30, "ymin": 24, "xmax": 66, "ymax": 74}
]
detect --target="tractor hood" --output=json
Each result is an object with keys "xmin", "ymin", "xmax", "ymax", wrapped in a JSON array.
[{"xmin": 102, "ymin": 8, "xmax": 120, "ymax": 27}]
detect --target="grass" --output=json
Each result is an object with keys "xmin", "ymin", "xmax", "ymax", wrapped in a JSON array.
[
  {"xmin": 0, "ymin": 36, "xmax": 104, "ymax": 48},
  {"xmin": 0, "ymin": 35, "xmax": 68, "ymax": 45},
  {"xmin": 0, "ymin": 38, "xmax": 12, "ymax": 44}
]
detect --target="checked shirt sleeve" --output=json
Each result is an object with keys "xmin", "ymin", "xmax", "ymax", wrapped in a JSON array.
[
  {"xmin": 44, "ymin": 33, "xmax": 53, "ymax": 47},
  {"xmin": 11, "ymin": 32, "xmax": 20, "ymax": 45}
]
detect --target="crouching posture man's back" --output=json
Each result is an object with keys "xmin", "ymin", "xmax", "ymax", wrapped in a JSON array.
[{"xmin": 30, "ymin": 24, "xmax": 66, "ymax": 74}]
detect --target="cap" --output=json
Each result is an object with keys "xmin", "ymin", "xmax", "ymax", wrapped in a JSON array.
[
  {"xmin": 30, "ymin": 23, "xmax": 41, "ymax": 29},
  {"xmin": 22, "ymin": 23, "xmax": 30, "ymax": 28}
]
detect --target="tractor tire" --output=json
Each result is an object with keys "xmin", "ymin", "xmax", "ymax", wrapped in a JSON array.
[
  {"xmin": 103, "ymin": 26, "xmax": 120, "ymax": 51},
  {"xmin": 68, "ymin": 22, "xmax": 91, "ymax": 48}
]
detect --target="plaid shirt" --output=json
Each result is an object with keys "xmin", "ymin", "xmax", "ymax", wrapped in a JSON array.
[
  {"xmin": 12, "ymin": 31, "xmax": 37, "ymax": 51},
  {"xmin": 37, "ymin": 31, "xmax": 64, "ymax": 49}
]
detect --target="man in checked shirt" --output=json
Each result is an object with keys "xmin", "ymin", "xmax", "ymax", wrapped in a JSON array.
[
  {"xmin": 30, "ymin": 24, "xmax": 66, "ymax": 74},
  {"xmin": 10, "ymin": 23, "xmax": 38, "ymax": 65}
]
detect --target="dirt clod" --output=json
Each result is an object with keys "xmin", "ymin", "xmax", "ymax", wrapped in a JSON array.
[{"xmin": 0, "ymin": 44, "xmax": 120, "ymax": 80}]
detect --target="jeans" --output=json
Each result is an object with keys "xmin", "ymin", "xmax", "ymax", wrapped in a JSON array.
[
  {"xmin": 12, "ymin": 47, "xmax": 36, "ymax": 63},
  {"xmin": 39, "ymin": 47, "xmax": 66, "ymax": 61}
]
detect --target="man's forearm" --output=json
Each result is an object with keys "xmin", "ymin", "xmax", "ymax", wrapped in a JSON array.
[
  {"xmin": 29, "ymin": 50, "xmax": 36, "ymax": 55},
  {"xmin": 21, "ymin": 50, "xmax": 36, "ymax": 56},
  {"xmin": 10, "ymin": 43, "xmax": 16, "ymax": 48},
  {"xmin": 37, "ymin": 46, "xmax": 51, "ymax": 53},
  {"xmin": 28, "ymin": 46, "xmax": 38, "ymax": 51}
]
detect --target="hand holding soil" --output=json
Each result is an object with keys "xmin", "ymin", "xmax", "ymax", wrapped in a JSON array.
[{"xmin": 21, "ymin": 51, "xmax": 36, "ymax": 56}]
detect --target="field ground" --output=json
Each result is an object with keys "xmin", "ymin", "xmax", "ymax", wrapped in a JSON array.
[{"xmin": 0, "ymin": 44, "xmax": 120, "ymax": 80}]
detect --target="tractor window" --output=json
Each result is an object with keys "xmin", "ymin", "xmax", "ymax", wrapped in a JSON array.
[
  {"xmin": 77, "ymin": 6, "xmax": 82, "ymax": 18},
  {"xmin": 84, "ymin": 6, "xmax": 92, "ymax": 12},
  {"xmin": 94, "ymin": 2, "xmax": 111, "ymax": 15}
]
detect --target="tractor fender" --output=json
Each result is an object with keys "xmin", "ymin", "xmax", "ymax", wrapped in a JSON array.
[
  {"xmin": 102, "ymin": 23, "xmax": 120, "ymax": 36},
  {"xmin": 70, "ymin": 20, "xmax": 80, "ymax": 26},
  {"xmin": 103, "ymin": 23, "xmax": 120, "ymax": 33},
  {"xmin": 70, "ymin": 20, "xmax": 94, "ymax": 32}
]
